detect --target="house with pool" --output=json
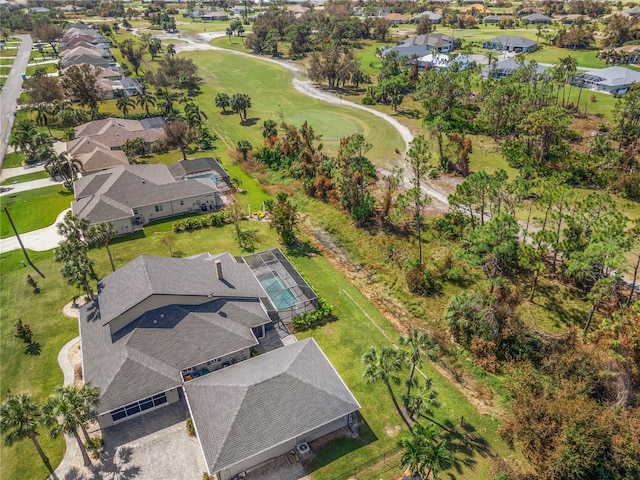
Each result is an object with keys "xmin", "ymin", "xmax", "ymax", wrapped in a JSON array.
[
  {"xmin": 71, "ymin": 159, "xmax": 232, "ymax": 235},
  {"xmin": 78, "ymin": 249, "xmax": 359, "ymax": 479}
]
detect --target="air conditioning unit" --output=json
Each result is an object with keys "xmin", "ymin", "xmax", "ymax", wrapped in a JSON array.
[{"xmin": 296, "ymin": 442, "xmax": 311, "ymax": 456}]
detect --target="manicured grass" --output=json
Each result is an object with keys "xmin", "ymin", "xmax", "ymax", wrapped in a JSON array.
[
  {"xmin": 0, "ymin": 186, "xmax": 73, "ymax": 238},
  {"xmin": 211, "ymin": 35, "xmax": 250, "ymax": 52},
  {"xmin": 0, "ymin": 56, "xmax": 14, "ymax": 66},
  {"xmin": 0, "ymin": 48, "xmax": 19, "ymax": 58},
  {"xmin": 26, "ymin": 63, "xmax": 57, "ymax": 76},
  {"xmin": 0, "ymin": 65, "xmax": 11, "ymax": 75},
  {"xmin": 2, "ymin": 152, "xmax": 27, "ymax": 168},
  {"xmin": 176, "ymin": 20, "xmax": 236, "ymax": 33},
  {"xmin": 0, "ymin": 170, "xmax": 49, "ymax": 185},
  {"xmin": 353, "ymin": 40, "xmax": 386, "ymax": 78},
  {"xmin": 183, "ymin": 49, "xmax": 405, "ymax": 166},
  {"xmin": 0, "ymin": 250, "xmax": 76, "ymax": 480},
  {"xmin": 526, "ymin": 45, "xmax": 604, "ymax": 68}
]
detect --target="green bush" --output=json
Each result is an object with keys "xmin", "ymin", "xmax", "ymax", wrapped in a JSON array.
[
  {"xmin": 172, "ymin": 212, "xmax": 228, "ymax": 232},
  {"xmin": 291, "ymin": 297, "xmax": 333, "ymax": 330},
  {"xmin": 85, "ymin": 437, "xmax": 103, "ymax": 449}
]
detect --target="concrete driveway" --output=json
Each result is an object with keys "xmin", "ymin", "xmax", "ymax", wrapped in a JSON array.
[{"xmin": 98, "ymin": 400, "xmax": 206, "ymax": 480}]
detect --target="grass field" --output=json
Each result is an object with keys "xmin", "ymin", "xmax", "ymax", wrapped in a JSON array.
[
  {"xmin": 0, "ymin": 171, "xmax": 49, "ymax": 185},
  {"xmin": 0, "ymin": 186, "xmax": 72, "ymax": 238},
  {"xmin": 526, "ymin": 45, "xmax": 604, "ymax": 68},
  {"xmin": 183, "ymin": 49, "xmax": 405, "ymax": 167},
  {"xmin": 2, "ymin": 152, "xmax": 27, "ymax": 168},
  {"xmin": 26, "ymin": 63, "xmax": 57, "ymax": 76}
]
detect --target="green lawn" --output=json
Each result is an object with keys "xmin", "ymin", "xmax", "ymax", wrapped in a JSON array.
[
  {"xmin": 183, "ymin": 49, "xmax": 405, "ymax": 167},
  {"xmin": 0, "ymin": 171, "xmax": 49, "ymax": 185},
  {"xmin": 26, "ymin": 63, "xmax": 57, "ymax": 76},
  {"xmin": 2, "ymin": 152, "xmax": 27, "ymax": 168},
  {"xmin": 0, "ymin": 56, "xmax": 14, "ymax": 66},
  {"xmin": 0, "ymin": 186, "xmax": 72, "ymax": 238},
  {"xmin": 525, "ymin": 45, "xmax": 604, "ymax": 69}
]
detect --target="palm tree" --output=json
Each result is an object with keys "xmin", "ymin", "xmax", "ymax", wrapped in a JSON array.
[
  {"xmin": 45, "ymin": 151, "xmax": 82, "ymax": 189},
  {"xmin": 215, "ymin": 92, "xmax": 230, "ymax": 113},
  {"xmin": 424, "ymin": 440, "xmax": 452, "ymax": 479},
  {"xmin": 87, "ymin": 222, "xmax": 116, "ymax": 272},
  {"xmin": 236, "ymin": 139, "xmax": 253, "ymax": 161},
  {"xmin": 9, "ymin": 118, "xmax": 39, "ymax": 157},
  {"xmin": 183, "ymin": 101, "xmax": 207, "ymax": 130},
  {"xmin": 399, "ymin": 329, "xmax": 439, "ymax": 398},
  {"xmin": 399, "ymin": 434, "xmax": 427, "ymax": 479},
  {"xmin": 0, "ymin": 394, "xmax": 55, "ymax": 475},
  {"xmin": 33, "ymin": 103, "xmax": 52, "ymax": 134},
  {"xmin": 55, "ymin": 384, "xmax": 100, "ymax": 443},
  {"xmin": 230, "ymin": 93, "xmax": 251, "ymax": 122},
  {"xmin": 136, "ymin": 84, "xmax": 156, "ymax": 115},
  {"xmin": 60, "ymin": 254, "xmax": 96, "ymax": 300},
  {"xmin": 116, "ymin": 95, "xmax": 136, "ymax": 117},
  {"xmin": 404, "ymin": 377, "xmax": 439, "ymax": 422},
  {"xmin": 166, "ymin": 43, "xmax": 176, "ymax": 57},
  {"xmin": 42, "ymin": 389, "xmax": 92, "ymax": 467},
  {"xmin": 559, "ymin": 55, "xmax": 577, "ymax": 106},
  {"xmin": 362, "ymin": 346, "xmax": 412, "ymax": 430}
]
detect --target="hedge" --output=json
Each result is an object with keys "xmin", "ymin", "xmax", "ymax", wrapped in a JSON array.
[{"xmin": 172, "ymin": 211, "xmax": 228, "ymax": 232}]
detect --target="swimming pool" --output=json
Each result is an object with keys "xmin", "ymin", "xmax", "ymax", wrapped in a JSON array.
[
  {"xmin": 260, "ymin": 276, "xmax": 298, "ymax": 310},
  {"xmin": 188, "ymin": 173, "xmax": 220, "ymax": 184}
]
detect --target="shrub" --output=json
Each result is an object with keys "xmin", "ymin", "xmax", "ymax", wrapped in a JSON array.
[
  {"xmin": 291, "ymin": 297, "xmax": 333, "ymax": 330},
  {"xmin": 406, "ymin": 267, "xmax": 442, "ymax": 297},
  {"xmin": 361, "ymin": 95, "xmax": 376, "ymax": 105},
  {"xmin": 173, "ymin": 212, "xmax": 228, "ymax": 232},
  {"xmin": 14, "ymin": 320, "xmax": 33, "ymax": 346},
  {"xmin": 85, "ymin": 437, "xmax": 103, "ymax": 449},
  {"xmin": 186, "ymin": 418, "xmax": 195, "ymax": 437}
]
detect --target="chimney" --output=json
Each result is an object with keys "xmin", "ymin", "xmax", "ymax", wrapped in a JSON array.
[{"xmin": 215, "ymin": 260, "xmax": 223, "ymax": 280}]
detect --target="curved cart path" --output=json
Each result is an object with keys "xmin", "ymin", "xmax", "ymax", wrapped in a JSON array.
[{"xmin": 168, "ymin": 33, "xmax": 451, "ymax": 207}]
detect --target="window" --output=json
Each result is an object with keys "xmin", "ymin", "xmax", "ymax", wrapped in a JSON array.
[
  {"xmin": 154, "ymin": 205, "xmax": 164, "ymax": 212},
  {"xmin": 109, "ymin": 392, "xmax": 169, "ymax": 423},
  {"xmin": 133, "ymin": 209, "xmax": 138, "ymax": 215},
  {"xmin": 179, "ymin": 200, "xmax": 184, "ymax": 206}
]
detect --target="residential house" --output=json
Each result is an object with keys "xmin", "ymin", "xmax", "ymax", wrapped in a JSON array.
[
  {"xmin": 230, "ymin": 5, "xmax": 250, "ymax": 16},
  {"xmin": 483, "ymin": 35, "xmax": 538, "ymax": 53},
  {"xmin": 67, "ymin": 118, "xmax": 166, "ymax": 175},
  {"xmin": 522, "ymin": 13, "xmax": 552, "ymax": 24},
  {"xmin": 417, "ymin": 53, "xmax": 471, "ymax": 71},
  {"xmin": 483, "ymin": 14, "xmax": 512, "ymax": 24},
  {"xmin": 462, "ymin": 4, "xmax": 492, "ymax": 14},
  {"xmin": 385, "ymin": 13, "xmax": 411, "ymax": 25},
  {"xmin": 557, "ymin": 14, "xmax": 592, "ymax": 24},
  {"xmin": 78, "ymin": 250, "xmax": 356, "ymax": 480},
  {"xmin": 628, "ymin": 6, "xmax": 640, "ymax": 16},
  {"xmin": 481, "ymin": 58, "xmax": 548, "ymax": 79},
  {"xmin": 353, "ymin": 7, "xmax": 390, "ymax": 18},
  {"xmin": 201, "ymin": 10, "xmax": 229, "ymax": 21},
  {"xmin": 71, "ymin": 160, "xmax": 232, "ymax": 233},
  {"xmin": 60, "ymin": 50, "xmax": 113, "ymax": 69},
  {"xmin": 381, "ymin": 33, "xmax": 454, "ymax": 58},
  {"xmin": 287, "ymin": 5, "xmax": 310, "ymax": 17},
  {"xmin": 410, "ymin": 11, "xmax": 442, "ymax": 24},
  {"xmin": 572, "ymin": 66, "xmax": 640, "ymax": 95},
  {"xmin": 600, "ymin": 45, "xmax": 640, "ymax": 65}
]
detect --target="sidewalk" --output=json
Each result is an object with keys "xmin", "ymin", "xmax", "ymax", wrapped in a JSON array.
[
  {"xmin": 0, "ymin": 164, "xmax": 47, "ymax": 181},
  {"xmin": 0, "ymin": 176, "xmax": 63, "ymax": 196}
]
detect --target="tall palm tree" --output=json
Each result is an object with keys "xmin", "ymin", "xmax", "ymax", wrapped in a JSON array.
[
  {"xmin": 215, "ymin": 92, "xmax": 230, "ymax": 113},
  {"xmin": 399, "ymin": 435, "xmax": 427, "ymax": 479},
  {"xmin": 33, "ymin": 103, "xmax": 52, "ymax": 134},
  {"xmin": 136, "ymin": 84, "xmax": 156, "ymax": 115},
  {"xmin": 87, "ymin": 222, "xmax": 116, "ymax": 272},
  {"xmin": 362, "ymin": 346, "xmax": 412, "ymax": 430},
  {"xmin": 116, "ymin": 95, "xmax": 136, "ymax": 117},
  {"xmin": 404, "ymin": 377, "xmax": 439, "ymax": 422},
  {"xmin": 9, "ymin": 118, "xmax": 39, "ymax": 156},
  {"xmin": 166, "ymin": 43, "xmax": 176, "ymax": 57},
  {"xmin": 183, "ymin": 100, "xmax": 207, "ymax": 130},
  {"xmin": 424, "ymin": 440, "xmax": 452, "ymax": 479},
  {"xmin": 60, "ymin": 254, "xmax": 96, "ymax": 300},
  {"xmin": 54, "ymin": 384, "xmax": 100, "ymax": 443},
  {"xmin": 0, "ymin": 394, "xmax": 55, "ymax": 475},
  {"xmin": 42, "ymin": 389, "xmax": 92, "ymax": 467},
  {"xmin": 45, "ymin": 151, "xmax": 81, "ymax": 189},
  {"xmin": 399, "ymin": 329, "xmax": 439, "ymax": 398},
  {"xmin": 559, "ymin": 55, "xmax": 577, "ymax": 106}
]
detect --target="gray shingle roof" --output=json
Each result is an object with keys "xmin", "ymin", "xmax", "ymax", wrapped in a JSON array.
[
  {"xmin": 577, "ymin": 66, "xmax": 640, "ymax": 87},
  {"xmin": 80, "ymin": 298, "xmax": 270, "ymax": 413},
  {"xmin": 94, "ymin": 253, "xmax": 269, "ymax": 327},
  {"xmin": 168, "ymin": 158, "xmax": 229, "ymax": 181},
  {"xmin": 484, "ymin": 35, "xmax": 537, "ymax": 48},
  {"xmin": 184, "ymin": 338, "xmax": 360, "ymax": 474},
  {"xmin": 71, "ymin": 165, "xmax": 219, "ymax": 225}
]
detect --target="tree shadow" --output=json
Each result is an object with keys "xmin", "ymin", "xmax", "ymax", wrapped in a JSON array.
[
  {"xmin": 284, "ymin": 239, "xmax": 321, "ymax": 258},
  {"xmin": 220, "ymin": 110, "xmax": 235, "ymax": 116},
  {"xmin": 536, "ymin": 282, "xmax": 585, "ymax": 328},
  {"xmin": 439, "ymin": 421, "xmax": 493, "ymax": 478},
  {"xmin": 306, "ymin": 413, "xmax": 378, "ymax": 474},
  {"xmin": 170, "ymin": 250, "xmax": 186, "ymax": 258},
  {"xmin": 63, "ymin": 466, "xmax": 86, "ymax": 480},
  {"xmin": 241, "ymin": 117, "xmax": 259, "ymax": 126},
  {"xmin": 25, "ymin": 342, "xmax": 41, "ymax": 355},
  {"xmin": 394, "ymin": 109, "xmax": 422, "ymax": 119},
  {"xmin": 90, "ymin": 446, "xmax": 141, "ymax": 480}
]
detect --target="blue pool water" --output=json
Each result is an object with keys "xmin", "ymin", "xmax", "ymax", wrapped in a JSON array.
[
  {"xmin": 188, "ymin": 173, "xmax": 220, "ymax": 184},
  {"xmin": 260, "ymin": 276, "xmax": 297, "ymax": 310}
]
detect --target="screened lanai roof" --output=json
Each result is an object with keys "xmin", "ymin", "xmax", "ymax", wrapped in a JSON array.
[{"xmin": 242, "ymin": 248, "xmax": 317, "ymax": 318}]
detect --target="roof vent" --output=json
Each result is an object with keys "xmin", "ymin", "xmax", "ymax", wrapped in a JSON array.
[{"xmin": 215, "ymin": 259, "xmax": 223, "ymax": 280}]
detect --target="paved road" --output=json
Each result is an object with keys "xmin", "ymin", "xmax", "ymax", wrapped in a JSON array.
[{"xmin": 0, "ymin": 34, "xmax": 32, "ymax": 171}]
